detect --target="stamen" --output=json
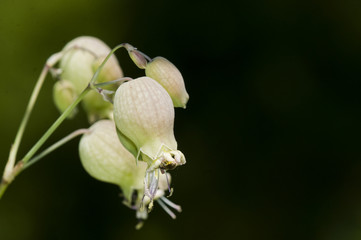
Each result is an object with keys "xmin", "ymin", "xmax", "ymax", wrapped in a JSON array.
[
  {"xmin": 149, "ymin": 170, "xmax": 159, "ymax": 198},
  {"xmin": 130, "ymin": 190, "xmax": 138, "ymax": 207},
  {"xmin": 140, "ymin": 195, "xmax": 146, "ymax": 211},
  {"xmin": 142, "ymin": 170, "xmax": 160, "ymax": 212},
  {"xmin": 167, "ymin": 188, "xmax": 174, "ymax": 197},
  {"xmin": 157, "ymin": 199, "xmax": 176, "ymax": 219},
  {"xmin": 160, "ymin": 196, "xmax": 182, "ymax": 212},
  {"xmin": 165, "ymin": 171, "xmax": 171, "ymax": 193}
]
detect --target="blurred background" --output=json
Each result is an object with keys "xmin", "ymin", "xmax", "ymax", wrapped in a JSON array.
[{"xmin": 1, "ymin": 0, "xmax": 361, "ymax": 239}]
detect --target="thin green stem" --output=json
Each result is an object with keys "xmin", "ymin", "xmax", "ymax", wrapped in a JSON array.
[
  {"xmin": 0, "ymin": 88, "xmax": 90, "ymax": 200},
  {"xmin": 12, "ymin": 65, "xmax": 49, "ymax": 159},
  {"xmin": 93, "ymin": 77, "xmax": 133, "ymax": 88},
  {"xmin": 4, "ymin": 66, "xmax": 48, "ymax": 177},
  {"xmin": 3, "ymin": 52, "xmax": 63, "ymax": 182},
  {"xmin": 23, "ymin": 128, "xmax": 89, "ymax": 170},
  {"xmin": 21, "ymin": 88, "xmax": 91, "ymax": 165}
]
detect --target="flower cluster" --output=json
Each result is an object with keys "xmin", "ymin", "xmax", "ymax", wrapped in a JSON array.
[{"xmin": 52, "ymin": 36, "xmax": 189, "ymax": 227}]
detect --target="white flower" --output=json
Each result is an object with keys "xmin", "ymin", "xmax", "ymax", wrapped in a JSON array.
[
  {"xmin": 78, "ymin": 120, "xmax": 181, "ymax": 226},
  {"xmin": 113, "ymin": 77, "xmax": 186, "ymax": 201}
]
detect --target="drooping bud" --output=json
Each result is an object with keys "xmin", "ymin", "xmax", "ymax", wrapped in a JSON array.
[
  {"xmin": 54, "ymin": 36, "xmax": 123, "ymax": 123},
  {"xmin": 129, "ymin": 50, "xmax": 148, "ymax": 69},
  {"xmin": 79, "ymin": 120, "xmax": 182, "ymax": 224},
  {"xmin": 52, "ymin": 80, "xmax": 78, "ymax": 118},
  {"xmin": 113, "ymin": 77, "xmax": 186, "ymax": 201},
  {"xmin": 145, "ymin": 57, "xmax": 189, "ymax": 108},
  {"xmin": 123, "ymin": 43, "xmax": 148, "ymax": 69}
]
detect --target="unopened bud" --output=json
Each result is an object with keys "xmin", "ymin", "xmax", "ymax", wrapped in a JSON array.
[
  {"xmin": 123, "ymin": 43, "xmax": 148, "ymax": 69},
  {"xmin": 129, "ymin": 50, "xmax": 148, "ymax": 69},
  {"xmin": 145, "ymin": 57, "xmax": 189, "ymax": 108}
]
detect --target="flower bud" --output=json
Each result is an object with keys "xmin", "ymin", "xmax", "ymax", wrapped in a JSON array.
[
  {"xmin": 129, "ymin": 49, "xmax": 148, "ymax": 69},
  {"xmin": 54, "ymin": 36, "xmax": 123, "ymax": 122},
  {"xmin": 123, "ymin": 43, "xmax": 148, "ymax": 69},
  {"xmin": 145, "ymin": 57, "xmax": 189, "ymax": 108},
  {"xmin": 113, "ymin": 77, "xmax": 186, "ymax": 200},
  {"xmin": 53, "ymin": 80, "xmax": 78, "ymax": 118}
]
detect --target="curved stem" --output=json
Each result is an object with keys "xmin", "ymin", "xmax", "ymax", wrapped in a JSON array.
[
  {"xmin": 3, "ymin": 52, "xmax": 63, "ymax": 182},
  {"xmin": 23, "ymin": 128, "xmax": 89, "ymax": 170},
  {"xmin": 9, "ymin": 66, "xmax": 48, "ymax": 163},
  {"xmin": 93, "ymin": 77, "xmax": 133, "ymax": 88},
  {"xmin": 4, "ymin": 66, "xmax": 48, "ymax": 178}
]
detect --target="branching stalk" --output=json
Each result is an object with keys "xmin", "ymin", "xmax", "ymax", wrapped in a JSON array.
[
  {"xmin": 0, "ymin": 89, "xmax": 90, "ymax": 200},
  {"xmin": 21, "ymin": 88, "xmax": 90, "ymax": 165},
  {"xmin": 3, "ymin": 52, "xmax": 63, "ymax": 183},
  {"xmin": 23, "ymin": 128, "xmax": 89, "ymax": 170}
]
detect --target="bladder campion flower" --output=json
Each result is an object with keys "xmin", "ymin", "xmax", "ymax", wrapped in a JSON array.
[
  {"xmin": 79, "ymin": 120, "xmax": 181, "ymax": 227},
  {"xmin": 113, "ymin": 77, "xmax": 186, "ymax": 204}
]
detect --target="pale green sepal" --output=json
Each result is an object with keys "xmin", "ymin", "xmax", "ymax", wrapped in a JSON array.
[
  {"xmin": 116, "ymin": 128, "xmax": 139, "ymax": 160},
  {"xmin": 53, "ymin": 79, "xmax": 78, "ymax": 118}
]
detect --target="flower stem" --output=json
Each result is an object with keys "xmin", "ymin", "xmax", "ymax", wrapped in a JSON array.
[
  {"xmin": 90, "ymin": 44, "xmax": 126, "ymax": 85},
  {"xmin": 4, "ymin": 66, "xmax": 48, "ymax": 180},
  {"xmin": 23, "ymin": 128, "xmax": 89, "ymax": 170},
  {"xmin": 8, "ymin": 65, "xmax": 48, "ymax": 163},
  {"xmin": 21, "ymin": 88, "xmax": 90, "ymax": 165},
  {"xmin": 0, "ymin": 89, "xmax": 90, "ymax": 200},
  {"xmin": 93, "ymin": 77, "xmax": 133, "ymax": 88},
  {"xmin": 3, "ymin": 52, "xmax": 63, "ymax": 183}
]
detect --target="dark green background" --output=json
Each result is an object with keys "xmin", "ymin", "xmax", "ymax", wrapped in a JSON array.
[{"xmin": 1, "ymin": 0, "xmax": 361, "ymax": 239}]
